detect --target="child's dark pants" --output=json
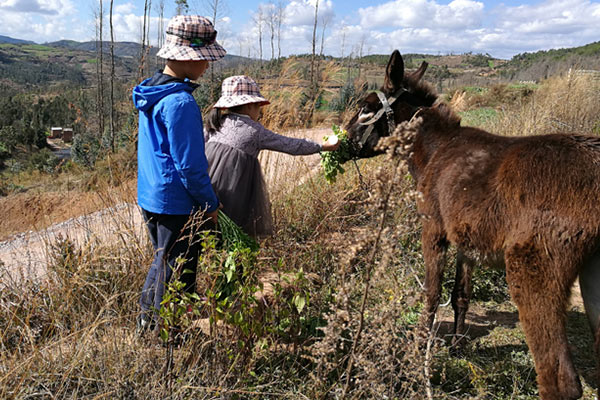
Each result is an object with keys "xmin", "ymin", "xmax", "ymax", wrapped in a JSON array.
[{"xmin": 139, "ymin": 209, "xmax": 214, "ymax": 327}]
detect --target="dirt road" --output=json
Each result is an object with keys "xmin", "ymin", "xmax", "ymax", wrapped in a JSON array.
[
  {"xmin": 0, "ymin": 203, "xmax": 146, "ymax": 284},
  {"xmin": 0, "ymin": 127, "xmax": 331, "ymax": 284}
]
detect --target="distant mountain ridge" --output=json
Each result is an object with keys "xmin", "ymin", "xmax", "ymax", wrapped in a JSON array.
[
  {"xmin": 0, "ymin": 35, "xmax": 253, "ymax": 93},
  {"xmin": 45, "ymin": 40, "xmax": 158, "ymax": 59},
  {"xmin": 0, "ymin": 34, "xmax": 249, "ymax": 64},
  {"xmin": 0, "ymin": 35, "xmax": 35, "ymax": 45},
  {"xmin": 1, "ymin": 33, "xmax": 598, "ymax": 89}
]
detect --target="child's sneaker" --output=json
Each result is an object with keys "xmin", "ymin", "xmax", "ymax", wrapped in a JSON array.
[{"xmin": 135, "ymin": 313, "xmax": 155, "ymax": 336}]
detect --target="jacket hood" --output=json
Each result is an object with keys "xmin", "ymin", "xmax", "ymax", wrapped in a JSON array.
[{"xmin": 132, "ymin": 75, "xmax": 197, "ymax": 112}]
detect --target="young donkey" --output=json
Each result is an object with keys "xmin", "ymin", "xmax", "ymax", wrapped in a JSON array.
[{"xmin": 346, "ymin": 51, "xmax": 600, "ymax": 400}]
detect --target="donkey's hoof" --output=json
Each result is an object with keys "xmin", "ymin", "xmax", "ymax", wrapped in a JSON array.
[{"xmin": 449, "ymin": 335, "xmax": 469, "ymax": 357}]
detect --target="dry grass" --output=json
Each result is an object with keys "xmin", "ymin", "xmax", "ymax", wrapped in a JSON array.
[
  {"xmin": 1, "ymin": 73, "xmax": 599, "ymax": 399},
  {"xmin": 455, "ymin": 74, "xmax": 600, "ymax": 136},
  {"xmin": 493, "ymin": 73, "xmax": 600, "ymax": 136},
  {"xmin": 258, "ymin": 58, "xmax": 344, "ymax": 130}
]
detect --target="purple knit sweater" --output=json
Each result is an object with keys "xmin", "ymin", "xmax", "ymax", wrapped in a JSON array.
[{"xmin": 204, "ymin": 113, "xmax": 322, "ymax": 158}]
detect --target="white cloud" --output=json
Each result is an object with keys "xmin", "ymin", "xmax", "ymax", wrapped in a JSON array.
[
  {"xmin": 0, "ymin": 0, "xmax": 75, "ymax": 15},
  {"xmin": 284, "ymin": 0, "xmax": 334, "ymax": 27},
  {"xmin": 496, "ymin": 0, "xmax": 600, "ymax": 35},
  {"xmin": 114, "ymin": 2, "xmax": 135, "ymax": 15},
  {"xmin": 348, "ymin": 0, "xmax": 600, "ymax": 59},
  {"xmin": 358, "ymin": 0, "xmax": 484, "ymax": 30}
]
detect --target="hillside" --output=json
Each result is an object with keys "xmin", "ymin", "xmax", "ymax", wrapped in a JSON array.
[
  {"xmin": 0, "ymin": 35, "xmax": 35, "ymax": 45},
  {"xmin": 0, "ymin": 42, "xmax": 138, "ymax": 91},
  {"xmin": 359, "ymin": 43, "xmax": 600, "ymax": 88},
  {"xmin": 498, "ymin": 41, "xmax": 600, "ymax": 81},
  {"xmin": 45, "ymin": 40, "xmax": 155, "ymax": 59},
  {"xmin": 1, "ymin": 32, "xmax": 599, "ymax": 93},
  {"xmin": 0, "ymin": 39, "xmax": 254, "ymax": 94}
]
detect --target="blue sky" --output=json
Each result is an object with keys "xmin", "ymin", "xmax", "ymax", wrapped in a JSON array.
[{"xmin": 0, "ymin": 0, "xmax": 599, "ymax": 59}]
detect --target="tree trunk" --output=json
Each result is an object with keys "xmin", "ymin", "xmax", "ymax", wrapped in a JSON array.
[
  {"xmin": 109, "ymin": 0, "xmax": 115, "ymax": 152},
  {"xmin": 157, "ymin": 0, "xmax": 165, "ymax": 70},
  {"xmin": 96, "ymin": 1, "xmax": 105, "ymax": 140},
  {"xmin": 307, "ymin": 0, "xmax": 319, "ymax": 127},
  {"xmin": 138, "ymin": 0, "xmax": 150, "ymax": 82},
  {"xmin": 269, "ymin": 8, "xmax": 275, "ymax": 61},
  {"xmin": 309, "ymin": 0, "xmax": 319, "ymax": 89},
  {"xmin": 276, "ymin": 1, "xmax": 284, "ymax": 59},
  {"xmin": 319, "ymin": 16, "xmax": 328, "ymax": 57}
]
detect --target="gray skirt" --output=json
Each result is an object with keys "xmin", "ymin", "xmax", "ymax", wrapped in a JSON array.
[{"xmin": 206, "ymin": 141, "xmax": 273, "ymax": 237}]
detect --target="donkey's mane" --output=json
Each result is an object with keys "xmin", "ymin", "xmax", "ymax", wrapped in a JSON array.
[
  {"xmin": 416, "ymin": 102, "xmax": 461, "ymax": 133},
  {"xmin": 403, "ymin": 71, "xmax": 439, "ymax": 107}
]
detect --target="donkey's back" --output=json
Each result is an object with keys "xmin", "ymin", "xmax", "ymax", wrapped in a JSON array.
[
  {"xmin": 420, "ymin": 123, "xmax": 600, "ymax": 256},
  {"xmin": 410, "ymin": 105, "xmax": 600, "ymax": 399}
]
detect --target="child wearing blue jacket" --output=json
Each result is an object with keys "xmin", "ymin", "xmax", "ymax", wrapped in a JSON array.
[{"xmin": 132, "ymin": 15, "xmax": 226, "ymax": 333}]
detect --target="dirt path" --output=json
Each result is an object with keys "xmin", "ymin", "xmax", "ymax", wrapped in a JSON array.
[
  {"xmin": 0, "ymin": 203, "xmax": 146, "ymax": 284},
  {"xmin": 0, "ymin": 127, "xmax": 331, "ymax": 284}
]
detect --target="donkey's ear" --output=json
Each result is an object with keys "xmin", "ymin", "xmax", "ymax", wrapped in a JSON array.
[
  {"xmin": 384, "ymin": 50, "xmax": 404, "ymax": 93},
  {"xmin": 411, "ymin": 61, "xmax": 428, "ymax": 82}
]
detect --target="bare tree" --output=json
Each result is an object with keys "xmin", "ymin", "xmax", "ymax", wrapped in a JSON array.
[
  {"xmin": 340, "ymin": 24, "xmax": 346, "ymax": 59},
  {"xmin": 253, "ymin": 6, "xmax": 264, "ymax": 61},
  {"xmin": 94, "ymin": 2, "xmax": 105, "ymax": 139},
  {"xmin": 309, "ymin": 0, "xmax": 319, "ymax": 90},
  {"xmin": 109, "ymin": 0, "xmax": 115, "ymax": 152},
  {"xmin": 146, "ymin": 0, "xmax": 152, "ymax": 64},
  {"xmin": 138, "ymin": 0, "xmax": 152, "ymax": 81},
  {"xmin": 357, "ymin": 34, "xmax": 366, "ymax": 79},
  {"xmin": 319, "ymin": 13, "xmax": 331, "ymax": 56},
  {"xmin": 156, "ymin": 0, "xmax": 165, "ymax": 69},
  {"xmin": 175, "ymin": 0, "xmax": 189, "ymax": 15},
  {"xmin": 305, "ymin": 0, "xmax": 320, "ymax": 127},
  {"xmin": 276, "ymin": 0, "xmax": 285, "ymax": 59},
  {"xmin": 198, "ymin": 0, "xmax": 228, "ymax": 84},
  {"xmin": 265, "ymin": 2, "xmax": 276, "ymax": 61},
  {"xmin": 201, "ymin": 0, "xmax": 228, "ymax": 27}
]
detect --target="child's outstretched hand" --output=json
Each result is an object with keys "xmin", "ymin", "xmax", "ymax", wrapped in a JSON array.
[{"xmin": 321, "ymin": 135, "xmax": 341, "ymax": 151}]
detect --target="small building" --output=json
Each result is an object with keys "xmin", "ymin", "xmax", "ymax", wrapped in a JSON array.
[
  {"xmin": 62, "ymin": 128, "xmax": 74, "ymax": 143},
  {"xmin": 50, "ymin": 127, "xmax": 63, "ymax": 139}
]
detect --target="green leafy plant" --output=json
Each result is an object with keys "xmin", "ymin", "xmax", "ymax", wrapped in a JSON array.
[
  {"xmin": 158, "ymin": 273, "xmax": 203, "ymax": 343},
  {"xmin": 218, "ymin": 210, "xmax": 259, "ymax": 252},
  {"xmin": 320, "ymin": 124, "xmax": 353, "ymax": 183}
]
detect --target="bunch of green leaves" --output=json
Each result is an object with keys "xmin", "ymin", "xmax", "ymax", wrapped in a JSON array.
[
  {"xmin": 211, "ymin": 211, "xmax": 264, "ymax": 347},
  {"xmin": 320, "ymin": 124, "xmax": 353, "ymax": 183},
  {"xmin": 209, "ymin": 246, "xmax": 264, "ymax": 346},
  {"xmin": 218, "ymin": 210, "xmax": 259, "ymax": 252}
]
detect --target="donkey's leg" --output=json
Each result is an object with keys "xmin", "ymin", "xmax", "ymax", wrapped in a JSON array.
[
  {"xmin": 450, "ymin": 250, "xmax": 474, "ymax": 351},
  {"xmin": 579, "ymin": 250, "xmax": 600, "ymax": 398},
  {"xmin": 505, "ymin": 245, "xmax": 582, "ymax": 400},
  {"xmin": 420, "ymin": 222, "xmax": 448, "ymax": 330}
]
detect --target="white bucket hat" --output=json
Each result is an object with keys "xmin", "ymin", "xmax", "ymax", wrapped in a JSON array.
[
  {"xmin": 156, "ymin": 15, "xmax": 226, "ymax": 61},
  {"xmin": 213, "ymin": 75, "xmax": 270, "ymax": 109}
]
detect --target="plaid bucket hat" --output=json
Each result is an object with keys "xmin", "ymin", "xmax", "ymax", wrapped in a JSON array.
[
  {"xmin": 213, "ymin": 76, "xmax": 270, "ymax": 109},
  {"xmin": 157, "ymin": 15, "xmax": 226, "ymax": 61}
]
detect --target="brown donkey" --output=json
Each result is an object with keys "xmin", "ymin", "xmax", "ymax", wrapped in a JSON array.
[
  {"xmin": 345, "ymin": 50, "xmax": 474, "ymax": 348},
  {"xmin": 345, "ymin": 51, "xmax": 600, "ymax": 400}
]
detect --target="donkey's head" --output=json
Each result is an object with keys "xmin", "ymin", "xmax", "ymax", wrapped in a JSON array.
[{"xmin": 345, "ymin": 50, "xmax": 438, "ymax": 158}]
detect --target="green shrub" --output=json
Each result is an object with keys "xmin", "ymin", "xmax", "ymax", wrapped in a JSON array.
[{"xmin": 72, "ymin": 131, "xmax": 101, "ymax": 168}]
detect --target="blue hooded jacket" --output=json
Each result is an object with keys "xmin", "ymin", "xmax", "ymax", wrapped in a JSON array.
[{"xmin": 133, "ymin": 72, "xmax": 219, "ymax": 215}]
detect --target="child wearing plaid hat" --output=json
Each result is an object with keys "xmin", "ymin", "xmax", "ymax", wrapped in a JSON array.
[
  {"xmin": 204, "ymin": 75, "xmax": 340, "ymax": 237},
  {"xmin": 132, "ymin": 15, "xmax": 226, "ymax": 333}
]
